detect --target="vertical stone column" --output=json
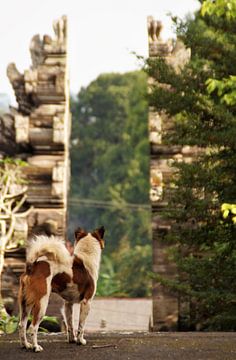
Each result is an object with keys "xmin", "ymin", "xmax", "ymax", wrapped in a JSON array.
[
  {"xmin": 6, "ymin": 16, "xmax": 71, "ymax": 240},
  {"xmin": 147, "ymin": 16, "xmax": 191, "ymax": 330},
  {"xmin": 0, "ymin": 16, "xmax": 71, "ymax": 312}
]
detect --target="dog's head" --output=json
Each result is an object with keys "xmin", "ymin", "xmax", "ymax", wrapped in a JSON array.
[{"xmin": 74, "ymin": 226, "xmax": 105, "ymax": 249}]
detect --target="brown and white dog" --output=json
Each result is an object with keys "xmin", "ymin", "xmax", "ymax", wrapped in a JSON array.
[{"xmin": 18, "ymin": 226, "xmax": 105, "ymax": 352}]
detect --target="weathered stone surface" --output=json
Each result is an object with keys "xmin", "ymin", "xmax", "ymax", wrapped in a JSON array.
[{"xmin": 147, "ymin": 17, "xmax": 193, "ymax": 331}]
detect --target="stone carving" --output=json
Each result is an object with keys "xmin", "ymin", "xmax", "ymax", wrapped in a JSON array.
[
  {"xmin": 53, "ymin": 15, "xmax": 67, "ymax": 45},
  {"xmin": 0, "ymin": 113, "xmax": 16, "ymax": 155},
  {"xmin": 14, "ymin": 115, "xmax": 29, "ymax": 143},
  {"xmin": 1, "ymin": 15, "xmax": 70, "ymax": 241},
  {"xmin": 30, "ymin": 35, "xmax": 45, "ymax": 68},
  {"xmin": 147, "ymin": 17, "xmax": 191, "ymax": 68},
  {"xmin": 147, "ymin": 16, "xmax": 173, "ymax": 57},
  {"xmin": 7, "ymin": 16, "xmax": 68, "ymax": 116},
  {"xmin": 29, "ymin": 15, "xmax": 67, "ymax": 71},
  {"xmin": 24, "ymin": 69, "xmax": 38, "ymax": 94},
  {"xmin": 147, "ymin": 16, "xmax": 163, "ymax": 43},
  {"xmin": 7, "ymin": 63, "xmax": 34, "ymax": 114}
]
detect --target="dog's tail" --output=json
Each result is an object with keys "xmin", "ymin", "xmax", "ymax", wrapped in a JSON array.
[{"xmin": 26, "ymin": 235, "xmax": 72, "ymax": 271}]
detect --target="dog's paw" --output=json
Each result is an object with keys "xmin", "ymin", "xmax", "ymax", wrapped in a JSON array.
[
  {"xmin": 77, "ymin": 338, "xmax": 87, "ymax": 346},
  {"xmin": 34, "ymin": 345, "xmax": 43, "ymax": 352},
  {"xmin": 68, "ymin": 338, "xmax": 76, "ymax": 344},
  {"xmin": 68, "ymin": 332, "xmax": 77, "ymax": 344},
  {"xmin": 21, "ymin": 342, "xmax": 33, "ymax": 350}
]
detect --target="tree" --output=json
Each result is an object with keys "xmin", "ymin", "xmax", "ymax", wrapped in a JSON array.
[
  {"xmin": 69, "ymin": 71, "xmax": 152, "ymax": 297},
  {"xmin": 146, "ymin": 0, "xmax": 236, "ymax": 329},
  {"xmin": 0, "ymin": 159, "xmax": 31, "ymax": 317}
]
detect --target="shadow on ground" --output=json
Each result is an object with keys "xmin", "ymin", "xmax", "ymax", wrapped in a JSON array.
[{"xmin": 0, "ymin": 332, "xmax": 236, "ymax": 360}]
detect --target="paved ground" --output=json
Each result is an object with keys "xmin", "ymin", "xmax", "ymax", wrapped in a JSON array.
[{"xmin": 1, "ymin": 332, "xmax": 236, "ymax": 360}]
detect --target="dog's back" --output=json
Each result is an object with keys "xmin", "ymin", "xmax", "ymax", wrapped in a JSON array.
[{"xmin": 51, "ymin": 233, "xmax": 101, "ymax": 303}]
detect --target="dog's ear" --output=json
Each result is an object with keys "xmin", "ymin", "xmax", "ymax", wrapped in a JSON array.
[
  {"xmin": 92, "ymin": 226, "xmax": 105, "ymax": 239},
  {"xmin": 92, "ymin": 226, "xmax": 105, "ymax": 249},
  {"xmin": 74, "ymin": 227, "xmax": 87, "ymax": 242}
]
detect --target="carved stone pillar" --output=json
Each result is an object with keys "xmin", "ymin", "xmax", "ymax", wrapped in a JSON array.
[
  {"xmin": 5, "ymin": 16, "xmax": 71, "ymax": 240},
  {"xmin": 147, "ymin": 16, "xmax": 191, "ymax": 331}
]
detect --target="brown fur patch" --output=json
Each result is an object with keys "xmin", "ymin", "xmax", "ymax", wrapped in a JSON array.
[
  {"xmin": 74, "ymin": 228, "xmax": 88, "ymax": 244},
  {"xmin": 18, "ymin": 277, "xmax": 28, "ymax": 318},
  {"xmin": 91, "ymin": 226, "xmax": 105, "ymax": 249},
  {"xmin": 72, "ymin": 256, "xmax": 95, "ymax": 302},
  {"xmin": 19, "ymin": 261, "xmax": 51, "ymax": 325},
  {"xmin": 51, "ymin": 272, "xmax": 71, "ymax": 293}
]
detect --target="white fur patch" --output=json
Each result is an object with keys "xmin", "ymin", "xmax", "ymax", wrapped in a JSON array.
[
  {"xmin": 27, "ymin": 235, "xmax": 72, "ymax": 276},
  {"xmin": 73, "ymin": 233, "xmax": 102, "ymax": 282}
]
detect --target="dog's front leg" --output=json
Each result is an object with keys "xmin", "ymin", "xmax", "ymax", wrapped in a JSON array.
[
  {"xmin": 77, "ymin": 300, "xmax": 91, "ymax": 345},
  {"xmin": 64, "ymin": 301, "xmax": 76, "ymax": 343}
]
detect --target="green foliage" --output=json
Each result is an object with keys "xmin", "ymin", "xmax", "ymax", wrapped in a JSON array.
[
  {"xmin": 69, "ymin": 71, "xmax": 151, "ymax": 297},
  {"xmin": 206, "ymin": 76, "xmax": 236, "ymax": 105},
  {"xmin": 97, "ymin": 244, "xmax": 152, "ymax": 298},
  {"xmin": 201, "ymin": 0, "xmax": 236, "ymax": 19},
  {"xmin": 0, "ymin": 157, "xmax": 27, "ymax": 167},
  {"xmin": 145, "ymin": 0, "xmax": 236, "ymax": 329},
  {"xmin": 0, "ymin": 157, "xmax": 28, "ymax": 186},
  {"xmin": 113, "ymin": 244, "xmax": 152, "ymax": 297},
  {"xmin": 96, "ymin": 255, "xmax": 120, "ymax": 296},
  {"xmin": 221, "ymin": 203, "xmax": 236, "ymax": 223},
  {"xmin": 0, "ymin": 315, "xmax": 18, "ymax": 334},
  {"xmin": 0, "ymin": 314, "xmax": 60, "ymax": 335},
  {"xmin": 202, "ymin": 1, "xmax": 236, "ymax": 107},
  {"xmin": 38, "ymin": 316, "xmax": 60, "ymax": 333}
]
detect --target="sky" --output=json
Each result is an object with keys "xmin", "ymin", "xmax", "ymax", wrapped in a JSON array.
[{"xmin": 0, "ymin": 0, "xmax": 200, "ymax": 104}]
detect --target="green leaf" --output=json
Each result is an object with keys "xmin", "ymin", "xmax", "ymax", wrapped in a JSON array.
[
  {"xmin": 221, "ymin": 203, "xmax": 231, "ymax": 211},
  {"xmin": 231, "ymin": 207, "xmax": 236, "ymax": 214},
  {"xmin": 206, "ymin": 79, "xmax": 217, "ymax": 94}
]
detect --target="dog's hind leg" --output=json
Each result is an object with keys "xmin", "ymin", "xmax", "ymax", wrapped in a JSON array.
[
  {"xmin": 77, "ymin": 300, "xmax": 91, "ymax": 345},
  {"xmin": 18, "ymin": 298, "xmax": 33, "ymax": 350},
  {"xmin": 64, "ymin": 301, "xmax": 76, "ymax": 343},
  {"xmin": 29, "ymin": 292, "xmax": 50, "ymax": 352}
]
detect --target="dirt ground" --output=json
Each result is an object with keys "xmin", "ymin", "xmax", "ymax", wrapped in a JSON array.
[{"xmin": 0, "ymin": 331, "xmax": 236, "ymax": 360}]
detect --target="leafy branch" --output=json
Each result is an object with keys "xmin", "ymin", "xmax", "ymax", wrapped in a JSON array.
[
  {"xmin": 0, "ymin": 159, "xmax": 32, "ymax": 317},
  {"xmin": 201, "ymin": 0, "xmax": 236, "ymax": 20}
]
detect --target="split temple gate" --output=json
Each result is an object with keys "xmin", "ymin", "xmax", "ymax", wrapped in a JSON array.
[
  {"xmin": 1, "ymin": 14, "xmax": 197, "ymax": 329},
  {"xmin": 0, "ymin": 16, "xmax": 71, "ymax": 311}
]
